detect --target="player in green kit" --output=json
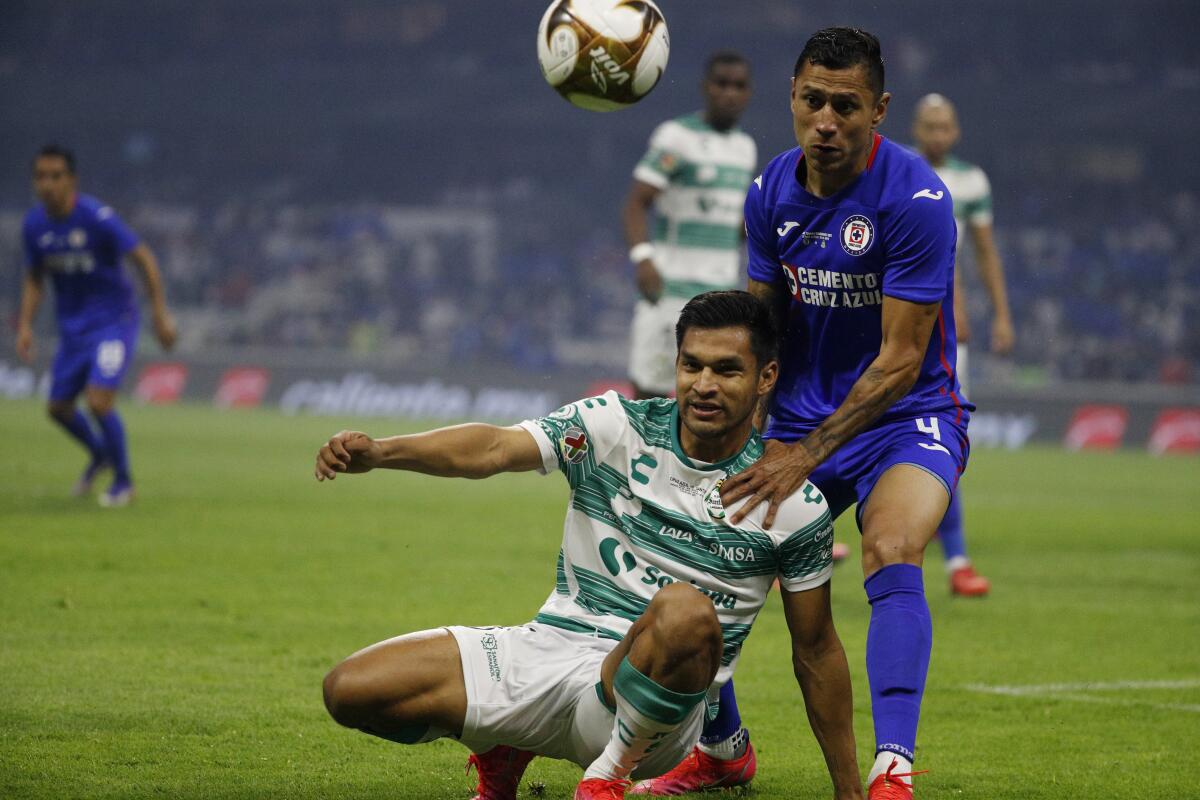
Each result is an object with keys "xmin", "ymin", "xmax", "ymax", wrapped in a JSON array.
[
  {"xmin": 912, "ymin": 93, "xmax": 1016, "ymax": 596},
  {"xmin": 314, "ymin": 292, "xmax": 863, "ymax": 800},
  {"xmin": 624, "ymin": 52, "xmax": 756, "ymax": 399}
]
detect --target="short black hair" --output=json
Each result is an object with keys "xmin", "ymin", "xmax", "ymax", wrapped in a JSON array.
[
  {"xmin": 793, "ymin": 27, "xmax": 885, "ymax": 98},
  {"xmin": 34, "ymin": 144, "xmax": 77, "ymax": 174},
  {"xmin": 705, "ymin": 50, "xmax": 750, "ymax": 79},
  {"xmin": 676, "ymin": 290, "xmax": 778, "ymax": 368}
]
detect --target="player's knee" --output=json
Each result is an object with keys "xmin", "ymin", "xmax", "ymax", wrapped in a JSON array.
[
  {"xmin": 861, "ymin": 529, "xmax": 924, "ymax": 575},
  {"xmin": 322, "ymin": 661, "xmax": 382, "ymax": 728},
  {"xmin": 649, "ymin": 583, "xmax": 722, "ymax": 656},
  {"xmin": 47, "ymin": 401, "xmax": 73, "ymax": 422},
  {"xmin": 85, "ymin": 393, "xmax": 114, "ymax": 417}
]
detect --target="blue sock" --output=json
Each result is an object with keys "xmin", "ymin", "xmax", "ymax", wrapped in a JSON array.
[
  {"xmin": 937, "ymin": 492, "xmax": 967, "ymax": 562},
  {"xmin": 93, "ymin": 410, "xmax": 131, "ymax": 484},
  {"xmin": 53, "ymin": 409, "xmax": 104, "ymax": 460},
  {"xmin": 699, "ymin": 678, "xmax": 742, "ymax": 744},
  {"xmin": 864, "ymin": 564, "xmax": 932, "ymax": 763}
]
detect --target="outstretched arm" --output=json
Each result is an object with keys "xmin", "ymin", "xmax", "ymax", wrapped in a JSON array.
[
  {"xmin": 127, "ymin": 243, "xmax": 177, "ymax": 350},
  {"xmin": 314, "ymin": 424, "xmax": 545, "ymax": 482},
  {"xmin": 724, "ymin": 295, "xmax": 937, "ymax": 526},
  {"xmin": 782, "ymin": 583, "xmax": 863, "ymax": 799}
]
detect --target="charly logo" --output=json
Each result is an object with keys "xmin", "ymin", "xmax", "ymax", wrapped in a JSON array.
[
  {"xmin": 840, "ymin": 214, "xmax": 874, "ymax": 256},
  {"xmin": 705, "ymin": 479, "xmax": 726, "ymax": 520},
  {"xmin": 559, "ymin": 426, "xmax": 589, "ymax": 464}
]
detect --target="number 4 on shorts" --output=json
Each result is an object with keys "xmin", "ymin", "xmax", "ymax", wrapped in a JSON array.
[{"xmin": 916, "ymin": 417, "xmax": 950, "ymax": 455}]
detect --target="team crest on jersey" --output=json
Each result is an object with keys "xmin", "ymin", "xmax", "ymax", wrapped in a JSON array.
[
  {"xmin": 705, "ymin": 479, "xmax": 726, "ymax": 520},
  {"xmin": 840, "ymin": 215, "xmax": 873, "ymax": 256},
  {"xmin": 559, "ymin": 426, "xmax": 589, "ymax": 464},
  {"xmin": 68, "ymin": 228, "xmax": 88, "ymax": 248}
]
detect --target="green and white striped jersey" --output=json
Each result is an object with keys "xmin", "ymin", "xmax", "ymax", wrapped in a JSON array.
[
  {"xmin": 519, "ymin": 391, "xmax": 834, "ymax": 702},
  {"xmin": 931, "ymin": 156, "xmax": 993, "ymax": 238},
  {"xmin": 634, "ymin": 113, "xmax": 757, "ymax": 298}
]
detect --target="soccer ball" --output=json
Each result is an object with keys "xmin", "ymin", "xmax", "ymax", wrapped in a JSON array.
[{"xmin": 537, "ymin": 0, "xmax": 670, "ymax": 112}]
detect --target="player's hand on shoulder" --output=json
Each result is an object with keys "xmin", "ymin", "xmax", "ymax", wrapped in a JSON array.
[
  {"xmin": 153, "ymin": 309, "xmax": 178, "ymax": 351},
  {"xmin": 721, "ymin": 439, "xmax": 820, "ymax": 528},
  {"xmin": 635, "ymin": 259, "xmax": 663, "ymax": 303},
  {"xmin": 15, "ymin": 326, "xmax": 35, "ymax": 363},
  {"xmin": 315, "ymin": 431, "xmax": 380, "ymax": 481}
]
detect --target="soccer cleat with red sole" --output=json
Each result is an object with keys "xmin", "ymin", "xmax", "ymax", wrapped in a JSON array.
[
  {"xmin": 465, "ymin": 745, "xmax": 535, "ymax": 800},
  {"xmin": 629, "ymin": 743, "xmax": 756, "ymax": 795},
  {"xmin": 574, "ymin": 778, "xmax": 631, "ymax": 799},
  {"xmin": 867, "ymin": 757, "xmax": 927, "ymax": 800},
  {"xmin": 949, "ymin": 564, "xmax": 990, "ymax": 597},
  {"xmin": 831, "ymin": 541, "xmax": 851, "ymax": 562}
]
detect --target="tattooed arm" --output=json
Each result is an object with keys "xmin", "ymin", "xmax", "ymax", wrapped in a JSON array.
[
  {"xmin": 747, "ymin": 278, "xmax": 791, "ymax": 430},
  {"xmin": 723, "ymin": 294, "xmax": 939, "ymax": 527}
]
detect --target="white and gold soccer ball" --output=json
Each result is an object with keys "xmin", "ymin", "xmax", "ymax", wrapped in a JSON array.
[{"xmin": 537, "ymin": 0, "xmax": 670, "ymax": 112}]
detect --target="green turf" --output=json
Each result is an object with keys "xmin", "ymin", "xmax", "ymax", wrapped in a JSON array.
[{"xmin": 1, "ymin": 399, "xmax": 1197, "ymax": 799}]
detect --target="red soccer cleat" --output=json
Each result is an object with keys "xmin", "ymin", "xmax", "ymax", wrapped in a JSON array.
[
  {"xmin": 949, "ymin": 564, "xmax": 990, "ymax": 597},
  {"xmin": 630, "ymin": 743, "xmax": 756, "ymax": 795},
  {"xmin": 831, "ymin": 541, "xmax": 851, "ymax": 562},
  {"xmin": 574, "ymin": 778, "xmax": 631, "ymax": 799},
  {"xmin": 867, "ymin": 757, "xmax": 927, "ymax": 800},
  {"xmin": 465, "ymin": 745, "xmax": 535, "ymax": 800}
]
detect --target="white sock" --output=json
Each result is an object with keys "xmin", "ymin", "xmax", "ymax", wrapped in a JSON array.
[
  {"xmin": 868, "ymin": 750, "xmax": 914, "ymax": 787},
  {"xmin": 697, "ymin": 727, "xmax": 748, "ymax": 760},
  {"xmin": 583, "ymin": 692, "xmax": 680, "ymax": 781},
  {"xmin": 945, "ymin": 555, "xmax": 971, "ymax": 573}
]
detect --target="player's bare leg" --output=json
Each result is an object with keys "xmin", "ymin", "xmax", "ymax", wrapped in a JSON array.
[
  {"xmin": 581, "ymin": 583, "xmax": 721, "ymax": 798},
  {"xmin": 859, "ymin": 464, "xmax": 949, "ymax": 798},
  {"xmin": 324, "ymin": 630, "xmax": 538, "ymax": 800},
  {"xmin": 323, "ymin": 629, "xmax": 467, "ymax": 742},
  {"xmin": 85, "ymin": 386, "xmax": 134, "ymax": 506}
]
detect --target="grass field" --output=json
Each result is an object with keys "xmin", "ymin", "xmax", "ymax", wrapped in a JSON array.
[{"xmin": 1, "ymin": 398, "xmax": 1198, "ymax": 799}]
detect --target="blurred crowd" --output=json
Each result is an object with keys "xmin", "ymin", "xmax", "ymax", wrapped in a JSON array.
[
  {"xmin": 3, "ymin": 185, "xmax": 1196, "ymax": 384},
  {"xmin": 3, "ymin": 0, "xmax": 1197, "ymax": 385}
]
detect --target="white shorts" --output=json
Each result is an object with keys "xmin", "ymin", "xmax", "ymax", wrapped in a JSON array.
[
  {"xmin": 628, "ymin": 296, "xmax": 687, "ymax": 396},
  {"xmin": 447, "ymin": 623, "xmax": 703, "ymax": 778}
]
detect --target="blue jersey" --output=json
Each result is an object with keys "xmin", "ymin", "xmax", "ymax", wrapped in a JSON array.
[
  {"xmin": 745, "ymin": 135, "xmax": 972, "ymax": 436},
  {"xmin": 22, "ymin": 193, "xmax": 140, "ymax": 338}
]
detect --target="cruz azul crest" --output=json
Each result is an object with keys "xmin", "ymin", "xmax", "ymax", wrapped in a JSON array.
[{"xmin": 840, "ymin": 214, "xmax": 874, "ymax": 256}]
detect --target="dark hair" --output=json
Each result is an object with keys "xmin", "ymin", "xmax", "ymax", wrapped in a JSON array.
[
  {"xmin": 705, "ymin": 50, "xmax": 749, "ymax": 79},
  {"xmin": 676, "ymin": 290, "xmax": 778, "ymax": 367},
  {"xmin": 793, "ymin": 27, "xmax": 885, "ymax": 97},
  {"xmin": 34, "ymin": 144, "xmax": 77, "ymax": 174}
]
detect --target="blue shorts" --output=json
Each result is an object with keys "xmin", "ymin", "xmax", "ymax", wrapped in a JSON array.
[
  {"xmin": 768, "ymin": 411, "xmax": 970, "ymax": 529},
  {"xmin": 50, "ymin": 323, "xmax": 139, "ymax": 402}
]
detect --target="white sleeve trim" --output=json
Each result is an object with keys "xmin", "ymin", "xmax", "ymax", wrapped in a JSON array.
[
  {"xmin": 633, "ymin": 164, "xmax": 670, "ymax": 190},
  {"xmin": 779, "ymin": 563, "xmax": 834, "ymax": 594},
  {"xmin": 517, "ymin": 421, "xmax": 558, "ymax": 475}
]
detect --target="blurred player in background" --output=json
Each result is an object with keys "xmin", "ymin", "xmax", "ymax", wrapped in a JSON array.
[
  {"xmin": 912, "ymin": 93, "xmax": 1015, "ymax": 596},
  {"xmin": 315, "ymin": 292, "xmax": 862, "ymax": 800},
  {"xmin": 641, "ymin": 29, "xmax": 966, "ymax": 799},
  {"xmin": 623, "ymin": 51, "xmax": 756, "ymax": 399},
  {"xmin": 16, "ymin": 145, "xmax": 177, "ymax": 506}
]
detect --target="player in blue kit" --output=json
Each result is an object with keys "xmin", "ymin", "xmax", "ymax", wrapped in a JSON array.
[
  {"xmin": 634, "ymin": 29, "xmax": 966, "ymax": 800},
  {"xmin": 15, "ymin": 145, "xmax": 177, "ymax": 506}
]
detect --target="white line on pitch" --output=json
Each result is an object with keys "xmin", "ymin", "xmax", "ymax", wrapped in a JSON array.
[{"xmin": 963, "ymin": 679, "xmax": 1200, "ymax": 696}]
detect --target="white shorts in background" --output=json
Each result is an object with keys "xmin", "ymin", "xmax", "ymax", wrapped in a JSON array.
[
  {"xmin": 628, "ymin": 296, "xmax": 687, "ymax": 396},
  {"xmin": 447, "ymin": 623, "xmax": 703, "ymax": 778}
]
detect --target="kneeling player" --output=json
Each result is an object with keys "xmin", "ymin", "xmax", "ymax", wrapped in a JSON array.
[{"xmin": 314, "ymin": 291, "xmax": 863, "ymax": 800}]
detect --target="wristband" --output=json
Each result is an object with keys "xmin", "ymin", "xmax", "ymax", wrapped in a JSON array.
[{"xmin": 629, "ymin": 242, "xmax": 656, "ymax": 264}]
